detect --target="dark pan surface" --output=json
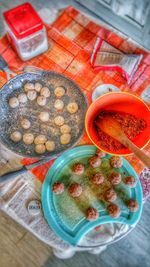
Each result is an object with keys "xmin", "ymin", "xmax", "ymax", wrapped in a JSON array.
[{"xmin": 0, "ymin": 71, "xmax": 87, "ymax": 158}]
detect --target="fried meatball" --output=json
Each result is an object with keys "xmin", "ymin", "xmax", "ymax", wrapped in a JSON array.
[
  {"xmin": 67, "ymin": 102, "xmax": 78, "ymax": 114},
  {"xmin": 10, "ymin": 131, "xmax": 22, "ymax": 142},
  {"xmin": 104, "ymin": 188, "xmax": 117, "ymax": 202},
  {"xmin": 27, "ymin": 90, "xmax": 37, "ymax": 101},
  {"xmin": 23, "ymin": 133, "xmax": 34, "ymax": 145},
  {"xmin": 107, "ymin": 203, "xmax": 120, "ymax": 218},
  {"xmin": 24, "ymin": 82, "xmax": 34, "ymax": 92},
  {"xmin": 52, "ymin": 182, "xmax": 64, "ymax": 194},
  {"xmin": 39, "ymin": 111, "xmax": 49, "ymax": 122},
  {"xmin": 68, "ymin": 183, "xmax": 83, "ymax": 198},
  {"xmin": 34, "ymin": 135, "xmax": 47, "ymax": 145},
  {"xmin": 34, "ymin": 82, "xmax": 42, "ymax": 92},
  {"xmin": 91, "ymin": 173, "xmax": 104, "ymax": 185},
  {"xmin": 54, "ymin": 116, "xmax": 65, "ymax": 126},
  {"xmin": 108, "ymin": 172, "xmax": 121, "ymax": 185},
  {"xmin": 54, "ymin": 99, "xmax": 64, "ymax": 110},
  {"xmin": 18, "ymin": 93, "xmax": 27, "ymax": 103},
  {"xmin": 37, "ymin": 96, "xmax": 47, "ymax": 106},
  {"xmin": 96, "ymin": 149, "xmax": 106, "ymax": 158},
  {"xmin": 124, "ymin": 176, "xmax": 137, "ymax": 188},
  {"xmin": 9, "ymin": 97, "xmax": 19, "ymax": 108},
  {"xmin": 35, "ymin": 144, "xmax": 46, "ymax": 154},
  {"xmin": 40, "ymin": 87, "xmax": 50, "ymax": 98},
  {"xmin": 110, "ymin": 156, "xmax": 123, "ymax": 168},
  {"xmin": 45, "ymin": 140, "xmax": 55, "ymax": 152},
  {"xmin": 60, "ymin": 134, "xmax": 71, "ymax": 145},
  {"xmin": 54, "ymin": 86, "xmax": 65, "ymax": 98},
  {"xmin": 60, "ymin": 124, "xmax": 71, "ymax": 134},
  {"xmin": 72, "ymin": 163, "xmax": 84, "ymax": 175},
  {"xmin": 89, "ymin": 156, "xmax": 101, "ymax": 168},
  {"xmin": 127, "ymin": 199, "xmax": 138, "ymax": 212},
  {"xmin": 20, "ymin": 118, "xmax": 31, "ymax": 129},
  {"xmin": 86, "ymin": 207, "xmax": 99, "ymax": 221}
]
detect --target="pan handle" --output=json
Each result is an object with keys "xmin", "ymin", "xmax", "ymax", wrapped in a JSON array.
[
  {"xmin": 0, "ymin": 166, "xmax": 27, "ymax": 184},
  {"xmin": 0, "ymin": 55, "xmax": 16, "ymax": 80},
  {"xmin": 23, "ymin": 65, "xmax": 43, "ymax": 74},
  {"xmin": 0, "ymin": 55, "xmax": 8, "ymax": 71}
]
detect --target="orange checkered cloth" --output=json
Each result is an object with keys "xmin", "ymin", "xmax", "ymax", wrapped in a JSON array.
[{"xmin": 0, "ymin": 6, "xmax": 150, "ymax": 183}]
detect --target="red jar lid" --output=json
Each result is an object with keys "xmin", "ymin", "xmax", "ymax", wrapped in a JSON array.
[{"xmin": 3, "ymin": 2, "xmax": 43, "ymax": 39}]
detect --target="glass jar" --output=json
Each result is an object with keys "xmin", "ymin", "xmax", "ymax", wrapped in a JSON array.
[{"xmin": 3, "ymin": 2, "xmax": 48, "ymax": 61}]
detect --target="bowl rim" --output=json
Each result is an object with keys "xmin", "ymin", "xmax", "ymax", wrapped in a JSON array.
[{"xmin": 85, "ymin": 91, "xmax": 150, "ymax": 156}]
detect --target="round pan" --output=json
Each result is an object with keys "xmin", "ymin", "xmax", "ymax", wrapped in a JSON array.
[
  {"xmin": 0, "ymin": 71, "xmax": 87, "ymax": 158},
  {"xmin": 85, "ymin": 92, "xmax": 150, "ymax": 156}
]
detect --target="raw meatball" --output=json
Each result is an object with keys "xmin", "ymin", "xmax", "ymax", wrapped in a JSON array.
[
  {"xmin": 110, "ymin": 156, "xmax": 123, "ymax": 168},
  {"xmin": 108, "ymin": 172, "xmax": 121, "ymax": 185},
  {"xmin": 34, "ymin": 82, "xmax": 42, "ymax": 92},
  {"xmin": 54, "ymin": 99, "xmax": 64, "ymax": 110},
  {"xmin": 86, "ymin": 207, "xmax": 99, "ymax": 221},
  {"xmin": 34, "ymin": 135, "xmax": 47, "ymax": 145},
  {"xmin": 60, "ymin": 124, "xmax": 71, "ymax": 134},
  {"xmin": 68, "ymin": 183, "xmax": 83, "ymax": 198},
  {"xmin": 124, "ymin": 176, "xmax": 136, "ymax": 188},
  {"xmin": 72, "ymin": 163, "xmax": 84, "ymax": 175},
  {"xmin": 45, "ymin": 141, "xmax": 55, "ymax": 152},
  {"xmin": 127, "ymin": 199, "xmax": 138, "ymax": 212},
  {"xmin": 60, "ymin": 133, "xmax": 71, "ymax": 145},
  {"xmin": 18, "ymin": 93, "xmax": 27, "ymax": 103},
  {"xmin": 95, "ymin": 225, "xmax": 102, "ymax": 231},
  {"xmin": 20, "ymin": 118, "xmax": 31, "ymax": 129},
  {"xmin": 27, "ymin": 90, "xmax": 37, "ymax": 101},
  {"xmin": 35, "ymin": 144, "xmax": 46, "ymax": 154},
  {"xmin": 9, "ymin": 97, "xmax": 19, "ymax": 108},
  {"xmin": 23, "ymin": 133, "xmax": 34, "ymax": 145},
  {"xmin": 104, "ymin": 188, "xmax": 117, "ymax": 202},
  {"xmin": 67, "ymin": 102, "xmax": 78, "ymax": 114},
  {"xmin": 10, "ymin": 131, "xmax": 22, "ymax": 142},
  {"xmin": 40, "ymin": 87, "xmax": 50, "ymax": 98},
  {"xmin": 89, "ymin": 156, "xmax": 101, "ymax": 168},
  {"xmin": 52, "ymin": 182, "xmax": 64, "ymax": 194},
  {"xmin": 37, "ymin": 96, "xmax": 47, "ymax": 106},
  {"xmin": 54, "ymin": 86, "xmax": 65, "ymax": 98},
  {"xmin": 96, "ymin": 149, "xmax": 106, "ymax": 158},
  {"xmin": 107, "ymin": 203, "xmax": 120, "ymax": 218},
  {"xmin": 91, "ymin": 173, "xmax": 104, "ymax": 185},
  {"xmin": 54, "ymin": 116, "xmax": 64, "ymax": 126},
  {"xmin": 24, "ymin": 83, "xmax": 34, "ymax": 92},
  {"xmin": 39, "ymin": 111, "xmax": 49, "ymax": 122}
]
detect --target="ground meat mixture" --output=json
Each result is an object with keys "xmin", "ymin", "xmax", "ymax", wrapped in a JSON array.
[
  {"xmin": 89, "ymin": 156, "xmax": 101, "ymax": 168},
  {"xmin": 104, "ymin": 188, "xmax": 117, "ymax": 202},
  {"xmin": 95, "ymin": 111, "xmax": 146, "ymax": 152},
  {"xmin": 68, "ymin": 183, "xmax": 83, "ymax": 198},
  {"xmin": 124, "ymin": 176, "xmax": 137, "ymax": 188},
  {"xmin": 52, "ymin": 182, "xmax": 64, "ymax": 194},
  {"xmin": 72, "ymin": 163, "xmax": 85, "ymax": 175},
  {"xmin": 86, "ymin": 207, "xmax": 99, "ymax": 221},
  {"xmin": 108, "ymin": 171, "xmax": 121, "ymax": 185},
  {"xmin": 91, "ymin": 173, "xmax": 104, "ymax": 185},
  {"xmin": 127, "ymin": 199, "xmax": 138, "ymax": 212},
  {"xmin": 107, "ymin": 203, "xmax": 120, "ymax": 218},
  {"xmin": 110, "ymin": 156, "xmax": 123, "ymax": 168}
]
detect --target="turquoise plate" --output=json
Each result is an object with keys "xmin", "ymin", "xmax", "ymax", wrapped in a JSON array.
[{"xmin": 42, "ymin": 145, "xmax": 143, "ymax": 246}]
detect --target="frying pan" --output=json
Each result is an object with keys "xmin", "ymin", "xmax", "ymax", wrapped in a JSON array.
[
  {"xmin": 0, "ymin": 71, "xmax": 87, "ymax": 157},
  {"xmin": 0, "ymin": 60, "xmax": 87, "ymax": 182}
]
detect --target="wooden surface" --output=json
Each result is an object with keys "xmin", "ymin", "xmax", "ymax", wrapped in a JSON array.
[{"xmin": 1, "ymin": 198, "xmax": 150, "ymax": 267}]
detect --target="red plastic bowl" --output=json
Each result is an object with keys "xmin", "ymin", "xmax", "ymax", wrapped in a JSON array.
[{"xmin": 85, "ymin": 92, "xmax": 150, "ymax": 155}]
